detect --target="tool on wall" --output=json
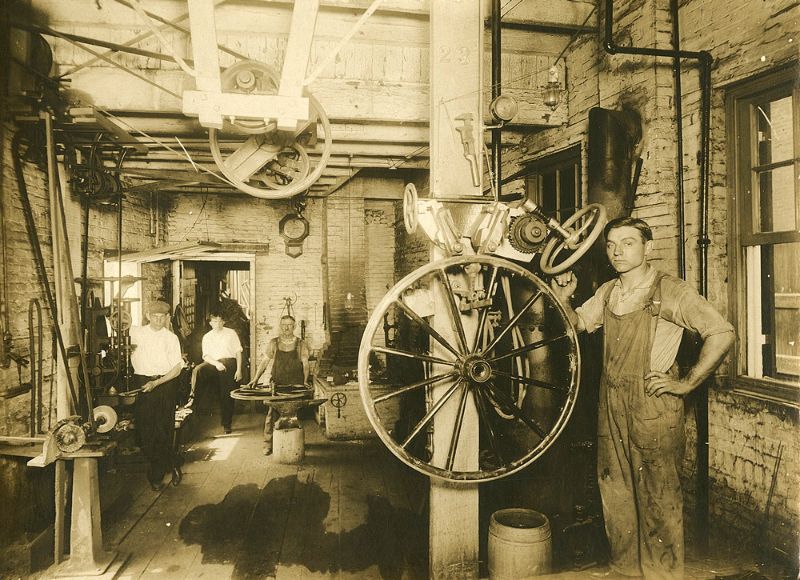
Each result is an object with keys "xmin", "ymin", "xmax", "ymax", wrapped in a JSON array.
[{"xmin": 454, "ymin": 113, "xmax": 481, "ymax": 187}]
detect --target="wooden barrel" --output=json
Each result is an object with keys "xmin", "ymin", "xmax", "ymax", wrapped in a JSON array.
[
  {"xmin": 488, "ymin": 508, "xmax": 552, "ymax": 579},
  {"xmin": 273, "ymin": 426, "xmax": 304, "ymax": 463}
]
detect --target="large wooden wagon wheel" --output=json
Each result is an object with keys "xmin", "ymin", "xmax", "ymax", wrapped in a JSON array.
[{"xmin": 358, "ymin": 255, "xmax": 580, "ymax": 483}]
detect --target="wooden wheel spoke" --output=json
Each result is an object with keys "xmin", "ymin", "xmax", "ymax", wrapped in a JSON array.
[
  {"xmin": 445, "ymin": 383, "xmax": 471, "ymax": 472},
  {"xmin": 394, "ymin": 299, "xmax": 462, "ymax": 359},
  {"xmin": 487, "ymin": 333, "xmax": 568, "ymax": 363},
  {"xmin": 373, "ymin": 371, "xmax": 459, "ymax": 404},
  {"xmin": 484, "ymin": 381, "xmax": 547, "ymax": 439},
  {"xmin": 371, "ymin": 345, "xmax": 456, "ymax": 367},
  {"xmin": 401, "ymin": 379, "xmax": 463, "ymax": 449},
  {"xmin": 474, "ymin": 388, "xmax": 504, "ymax": 465},
  {"xmin": 481, "ymin": 289, "xmax": 542, "ymax": 354},
  {"xmin": 492, "ymin": 368, "xmax": 568, "ymax": 393},
  {"xmin": 436, "ymin": 268, "xmax": 470, "ymax": 354}
]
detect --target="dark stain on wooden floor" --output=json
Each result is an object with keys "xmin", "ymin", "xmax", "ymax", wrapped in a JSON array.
[{"xmin": 179, "ymin": 475, "xmax": 427, "ymax": 579}]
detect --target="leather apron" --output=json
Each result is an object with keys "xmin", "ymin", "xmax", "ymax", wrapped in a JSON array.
[{"xmin": 272, "ymin": 338, "xmax": 304, "ymax": 386}]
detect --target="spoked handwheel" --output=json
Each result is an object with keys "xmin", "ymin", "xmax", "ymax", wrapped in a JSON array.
[
  {"xmin": 539, "ymin": 203, "xmax": 607, "ymax": 275},
  {"xmin": 358, "ymin": 255, "xmax": 580, "ymax": 483},
  {"xmin": 207, "ymin": 60, "xmax": 333, "ymax": 199}
]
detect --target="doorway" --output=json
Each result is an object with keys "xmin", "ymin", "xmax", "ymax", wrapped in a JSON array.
[{"xmin": 176, "ymin": 259, "xmax": 253, "ymax": 382}]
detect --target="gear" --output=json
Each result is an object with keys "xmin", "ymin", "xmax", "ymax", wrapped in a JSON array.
[{"xmin": 508, "ymin": 214, "xmax": 547, "ymax": 253}]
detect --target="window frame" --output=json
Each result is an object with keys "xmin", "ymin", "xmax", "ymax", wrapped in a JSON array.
[
  {"xmin": 522, "ymin": 144, "xmax": 582, "ymax": 222},
  {"xmin": 726, "ymin": 61, "xmax": 800, "ymax": 403}
]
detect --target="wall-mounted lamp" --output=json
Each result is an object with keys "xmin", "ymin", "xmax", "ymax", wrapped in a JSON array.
[
  {"xmin": 543, "ymin": 66, "xmax": 563, "ymax": 111},
  {"xmin": 344, "ymin": 292, "xmax": 355, "ymax": 311}
]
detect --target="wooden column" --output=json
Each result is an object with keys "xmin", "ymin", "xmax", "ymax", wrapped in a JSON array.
[{"xmin": 429, "ymin": 3, "xmax": 483, "ymax": 579}]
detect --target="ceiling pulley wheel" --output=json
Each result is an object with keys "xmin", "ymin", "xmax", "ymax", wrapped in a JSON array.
[
  {"xmin": 207, "ymin": 59, "xmax": 333, "ymax": 199},
  {"xmin": 358, "ymin": 254, "xmax": 580, "ymax": 483},
  {"xmin": 539, "ymin": 203, "xmax": 607, "ymax": 275},
  {"xmin": 219, "ymin": 60, "xmax": 281, "ymax": 135}
]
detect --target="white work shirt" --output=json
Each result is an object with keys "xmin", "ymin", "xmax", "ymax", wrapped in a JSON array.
[
  {"xmin": 129, "ymin": 325, "xmax": 184, "ymax": 376},
  {"xmin": 576, "ymin": 268, "xmax": 734, "ymax": 373},
  {"xmin": 202, "ymin": 327, "xmax": 243, "ymax": 360}
]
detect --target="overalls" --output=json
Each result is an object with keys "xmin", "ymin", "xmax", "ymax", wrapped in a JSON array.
[
  {"xmin": 597, "ymin": 272, "xmax": 685, "ymax": 579},
  {"xmin": 263, "ymin": 338, "xmax": 305, "ymax": 448}
]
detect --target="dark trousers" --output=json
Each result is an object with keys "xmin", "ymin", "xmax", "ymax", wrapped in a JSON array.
[
  {"xmin": 195, "ymin": 359, "xmax": 237, "ymax": 428},
  {"xmin": 134, "ymin": 374, "xmax": 179, "ymax": 486}
]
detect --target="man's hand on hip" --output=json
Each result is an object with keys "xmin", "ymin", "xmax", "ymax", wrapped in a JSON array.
[{"xmin": 645, "ymin": 371, "xmax": 694, "ymax": 397}]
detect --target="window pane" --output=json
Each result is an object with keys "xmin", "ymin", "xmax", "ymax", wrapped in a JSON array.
[
  {"xmin": 756, "ymin": 164, "xmax": 796, "ymax": 233},
  {"xmin": 559, "ymin": 168, "xmax": 576, "ymax": 221},
  {"xmin": 541, "ymin": 171, "xmax": 557, "ymax": 217},
  {"xmin": 746, "ymin": 242, "xmax": 800, "ymax": 382},
  {"xmin": 756, "ymin": 96, "xmax": 793, "ymax": 166},
  {"xmin": 773, "ymin": 242, "xmax": 800, "ymax": 378}
]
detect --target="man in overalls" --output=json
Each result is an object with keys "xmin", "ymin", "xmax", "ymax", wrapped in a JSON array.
[
  {"xmin": 247, "ymin": 315, "xmax": 310, "ymax": 455},
  {"xmin": 550, "ymin": 217, "xmax": 734, "ymax": 579}
]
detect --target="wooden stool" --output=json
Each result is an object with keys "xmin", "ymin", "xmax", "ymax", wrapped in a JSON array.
[{"xmin": 273, "ymin": 426, "xmax": 304, "ymax": 464}]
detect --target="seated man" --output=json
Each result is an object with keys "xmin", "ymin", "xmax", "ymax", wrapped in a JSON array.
[
  {"xmin": 247, "ymin": 315, "xmax": 309, "ymax": 455},
  {"xmin": 194, "ymin": 309, "xmax": 243, "ymax": 434}
]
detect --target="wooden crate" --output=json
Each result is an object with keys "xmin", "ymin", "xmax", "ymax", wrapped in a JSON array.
[{"xmin": 315, "ymin": 379, "xmax": 401, "ymax": 440}]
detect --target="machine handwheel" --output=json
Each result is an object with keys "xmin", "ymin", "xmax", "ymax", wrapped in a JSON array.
[
  {"xmin": 207, "ymin": 59, "xmax": 333, "ymax": 199},
  {"xmin": 403, "ymin": 182, "xmax": 418, "ymax": 233},
  {"xmin": 358, "ymin": 255, "xmax": 580, "ymax": 483},
  {"xmin": 539, "ymin": 203, "xmax": 607, "ymax": 275}
]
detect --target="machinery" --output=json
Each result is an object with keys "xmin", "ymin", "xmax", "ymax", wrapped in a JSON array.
[{"xmin": 359, "ymin": 188, "xmax": 607, "ymax": 482}]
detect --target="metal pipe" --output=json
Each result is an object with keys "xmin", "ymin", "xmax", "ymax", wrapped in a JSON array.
[
  {"xmin": 670, "ymin": 0, "xmax": 686, "ymax": 278},
  {"xmin": 491, "ymin": 0, "xmax": 502, "ymax": 200},
  {"xmin": 0, "ymin": 0, "xmax": 9, "ymax": 368},
  {"xmin": 28, "ymin": 298, "xmax": 43, "ymax": 435}
]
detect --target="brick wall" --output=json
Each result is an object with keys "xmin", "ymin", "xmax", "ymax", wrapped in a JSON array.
[
  {"xmin": 167, "ymin": 193, "xmax": 327, "ymax": 367},
  {"xmin": 501, "ymin": 0, "xmax": 798, "ymax": 554},
  {"xmin": 678, "ymin": 0, "xmax": 799, "ymax": 554},
  {"xmin": 0, "ymin": 120, "xmax": 162, "ymax": 553}
]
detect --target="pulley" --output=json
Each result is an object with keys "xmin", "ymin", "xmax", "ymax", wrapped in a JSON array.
[
  {"xmin": 93, "ymin": 405, "xmax": 118, "ymax": 434},
  {"xmin": 207, "ymin": 60, "xmax": 333, "ymax": 199},
  {"xmin": 52, "ymin": 417, "xmax": 86, "ymax": 453}
]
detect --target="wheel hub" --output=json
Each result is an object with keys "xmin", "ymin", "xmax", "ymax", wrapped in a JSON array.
[{"xmin": 460, "ymin": 355, "xmax": 493, "ymax": 384}]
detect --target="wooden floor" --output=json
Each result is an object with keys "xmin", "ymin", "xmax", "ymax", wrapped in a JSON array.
[{"xmin": 32, "ymin": 405, "xmax": 785, "ymax": 580}]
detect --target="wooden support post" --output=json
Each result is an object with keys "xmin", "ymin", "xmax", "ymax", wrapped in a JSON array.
[
  {"xmin": 276, "ymin": 0, "xmax": 318, "ymax": 130},
  {"xmin": 186, "ymin": 0, "xmax": 223, "ymax": 128},
  {"xmin": 428, "ymin": 3, "xmax": 483, "ymax": 579},
  {"xmin": 55, "ymin": 444, "xmax": 126, "ymax": 578}
]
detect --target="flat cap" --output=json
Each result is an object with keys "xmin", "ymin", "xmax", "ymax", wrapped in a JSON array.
[{"xmin": 149, "ymin": 300, "xmax": 170, "ymax": 314}]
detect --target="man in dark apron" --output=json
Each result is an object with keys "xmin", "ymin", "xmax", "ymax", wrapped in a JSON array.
[
  {"xmin": 247, "ymin": 315, "xmax": 310, "ymax": 454},
  {"xmin": 550, "ymin": 217, "xmax": 734, "ymax": 579}
]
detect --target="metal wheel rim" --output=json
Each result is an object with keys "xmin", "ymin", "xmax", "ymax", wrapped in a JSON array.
[
  {"xmin": 358, "ymin": 254, "xmax": 581, "ymax": 483},
  {"xmin": 539, "ymin": 203, "xmax": 607, "ymax": 275}
]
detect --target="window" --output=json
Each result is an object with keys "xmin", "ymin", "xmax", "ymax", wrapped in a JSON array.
[
  {"xmin": 524, "ymin": 145, "xmax": 581, "ymax": 222},
  {"xmin": 728, "ymin": 63, "xmax": 800, "ymax": 401}
]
